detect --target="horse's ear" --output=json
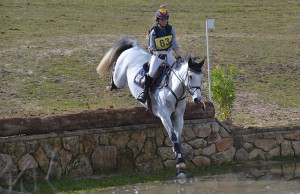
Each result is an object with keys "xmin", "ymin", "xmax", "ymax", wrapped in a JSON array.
[
  {"xmin": 198, "ymin": 57, "xmax": 206, "ymax": 68},
  {"xmin": 188, "ymin": 56, "xmax": 193, "ymax": 67}
]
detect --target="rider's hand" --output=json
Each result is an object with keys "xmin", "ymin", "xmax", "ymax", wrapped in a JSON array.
[{"xmin": 176, "ymin": 56, "xmax": 184, "ymax": 63}]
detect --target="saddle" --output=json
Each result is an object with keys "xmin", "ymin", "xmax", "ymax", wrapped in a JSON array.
[{"xmin": 134, "ymin": 63, "xmax": 170, "ymax": 92}]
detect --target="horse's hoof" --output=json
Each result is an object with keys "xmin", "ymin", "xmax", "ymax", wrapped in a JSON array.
[
  {"xmin": 176, "ymin": 162, "xmax": 186, "ymax": 169},
  {"xmin": 176, "ymin": 172, "xmax": 186, "ymax": 179}
]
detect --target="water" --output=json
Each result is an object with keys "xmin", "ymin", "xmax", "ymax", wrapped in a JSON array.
[{"xmin": 99, "ymin": 161, "xmax": 300, "ymax": 194}]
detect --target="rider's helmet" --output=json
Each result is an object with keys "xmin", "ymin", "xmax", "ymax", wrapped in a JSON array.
[{"xmin": 155, "ymin": 8, "xmax": 169, "ymax": 20}]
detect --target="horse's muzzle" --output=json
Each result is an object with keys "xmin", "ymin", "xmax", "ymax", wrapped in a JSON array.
[{"xmin": 194, "ymin": 98, "xmax": 201, "ymax": 104}]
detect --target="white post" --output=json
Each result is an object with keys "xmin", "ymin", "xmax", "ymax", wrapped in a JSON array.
[{"xmin": 206, "ymin": 19, "xmax": 215, "ymax": 102}]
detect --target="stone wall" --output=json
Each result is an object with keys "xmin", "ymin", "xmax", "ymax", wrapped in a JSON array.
[
  {"xmin": 234, "ymin": 126, "xmax": 300, "ymax": 161},
  {"xmin": 0, "ymin": 103, "xmax": 299, "ymax": 187}
]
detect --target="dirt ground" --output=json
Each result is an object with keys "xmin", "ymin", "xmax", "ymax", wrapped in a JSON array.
[{"xmin": 232, "ymin": 90, "xmax": 300, "ymax": 128}]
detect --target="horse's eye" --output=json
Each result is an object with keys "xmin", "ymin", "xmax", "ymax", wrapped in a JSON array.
[{"xmin": 189, "ymin": 75, "xmax": 192, "ymax": 79}]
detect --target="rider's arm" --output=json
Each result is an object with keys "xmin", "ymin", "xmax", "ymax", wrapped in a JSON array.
[
  {"xmin": 148, "ymin": 29, "xmax": 157, "ymax": 54},
  {"xmin": 171, "ymin": 28, "xmax": 180, "ymax": 56}
]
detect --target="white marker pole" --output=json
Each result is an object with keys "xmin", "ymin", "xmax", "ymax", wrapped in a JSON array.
[{"xmin": 206, "ymin": 19, "xmax": 215, "ymax": 101}]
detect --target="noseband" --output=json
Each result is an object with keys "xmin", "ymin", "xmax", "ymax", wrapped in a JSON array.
[{"xmin": 186, "ymin": 68, "xmax": 202, "ymax": 96}]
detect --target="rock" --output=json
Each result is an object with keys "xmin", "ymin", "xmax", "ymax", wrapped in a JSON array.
[
  {"xmin": 281, "ymin": 140, "xmax": 294, "ymax": 156},
  {"xmin": 182, "ymin": 125, "xmax": 196, "ymax": 141},
  {"xmin": 92, "ymin": 146, "xmax": 117, "ymax": 174},
  {"xmin": 128, "ymin": 131, "xmax": 147, "ymax": 157},
  {"xmin": 243, "ymin": 142, "xmax": 253, "ymax": 152},
  {"xmin": 194, "ymin": 123, "xmax": 211, "ymax": 138},
  {"xmin": 63, "ymin": 136, "xmax": 79, "ymax": 156},
  {"xmin": 0, "ymin": 153, "xmax": 17, "ymax": 186},
  {"xmin": 34, "ymin": 146, "xmax": 49, "ymax": 174},
  {"xmin": 202, "ymin": 144, "xmax": 216, "ymax": 156},
  {"xmin": 292, "ymin": 141, "xmax": 300, "ymax": 155},
  {"xmin": 59, "ymin": 149, "xmax": 72, "ymax": 173},
  {"xmin": 263, "ymin": 133, "xmax": 276, "ymax": 139},
  {"xmin": 135, "ymin": 152, "xmax": 163, "ymax": 173},
  {"xmin": 158, "ymin": 147, "xmax": 175, "ymax": 161},
  {"xmin": 81, "ymin": 135, "xmax": 98, "ymax": 156},
  {"xmin": 254, "ymin": 139, "xmax": 278, "ymax": 152},
  {"xmin": 18, "ymin": 154, "xmax": 38, "ymax": 170},
  {"xmin": 4, "ymin": 142, "xmax": 27, "ymax": 163},
  {"xmin": 66, "ymin": 155, "xmax": 93, "ymax": 178},
  {"xmin": 181, "ymin": 143, "xmax": 194, "ymax": 161},
  {"xmin": 47, "ymin": 161, "xmax": 62, "ymax": 179},
  {"xmin": 192, "ymin": 156, "xmax": 210, "ymax": 167},
  {"xmin": 242, "ymin": 134, "xmax": 256, "ymax": 143},
  {"xmin": 188, "ymin": 138, "xmax": 207, "ymax": 148},
  {"xmin": 26, "ymin": 140, "xmax": 39, "ymax": 154},
  {"xmin": 283, "ymin": 131, "xmax": 300, "ymax": 140},
  {"xmin": 275, "ymin": 133, "xmax": 284, "ymax": 144},
  {"xmin": 164, "ymin": 137, "xmax": 173, "ymax": 147},
  {"xmin": 219, "ymin": 126, "xmax": 231, "ymax": 138},
  {"xmin": 225, "ymin": 146, "xmax": 236, "ymax": 161},
  {"xmin": 211, "ymin": 122, "xmax": 220, "ymax": 132},
  {"xmin": 135, "ymin": 138, "xmax": 163, "ymax": 173},
  {"xmin": 211, "ymin": 152, "xmax": 228, "ymax": 164},
  {"xmin": 216, "ymin": 138, "xmax": 234, "ymax": 151},
  {"xmin": 193, "ymin": 148, "xmax": 202, "ymax": 156},
  {"xmin": 40, "ymin": 138, "xmax": 61, "ymax": 159},
  {"xmin": 147, "ymin": 129, "xmax": 156, "ymax": 137},
  {"xmin": 110, "ymin": 131, "xmax": 130, "ymax": 149},
  {"xmin": 235, "ymin": 148, "xmax": 249, "ymax": 161},
  {"xmin": 164, "ymin": 160, "xmax": 175, "ymax": 169},
  {"xmin": 155, "ymin": 128, "xmax": 165, "ymax": 147},
  {"xmin": 207, "ymin": 133, "xmax": 222, "ymax": 144},
  {"xmin": 266, "ymin": 147, "xmax": 280, "ymax": 159},
  {"xmin": 98, "ymin": 134, "xmax": 110, "ymax": 145},
  {"xmin": 249, "ymin": 149, "xmax": 266, "ymax": 160},
  {"xmin": 117, "ymin": 148, "xmax": 134, "ymax": 173}
]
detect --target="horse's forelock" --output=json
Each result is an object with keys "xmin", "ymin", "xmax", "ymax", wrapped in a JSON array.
[{"xmin": 186, "ymin": 55, "xmax": 204, "ymax": 73}]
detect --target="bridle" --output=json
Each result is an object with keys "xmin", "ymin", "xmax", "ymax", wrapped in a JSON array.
[{"xmin": 165, "ymin": 61, "xmax": 202, "ymax": 108}]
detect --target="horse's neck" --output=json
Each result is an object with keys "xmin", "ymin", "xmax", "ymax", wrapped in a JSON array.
[{"xmin": 169, "ymin": 64, "xmax": 188, "ymax": 94}]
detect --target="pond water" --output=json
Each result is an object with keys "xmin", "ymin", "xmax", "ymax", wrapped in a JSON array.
[{"xmin": 99, "ymin": 161, "xmax": 300, "ymax": 194}]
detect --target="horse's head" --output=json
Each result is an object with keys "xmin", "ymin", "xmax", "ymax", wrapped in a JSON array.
[{"xmin": 185, "ymin": 56, "xmax": 205, "ymax": 104}]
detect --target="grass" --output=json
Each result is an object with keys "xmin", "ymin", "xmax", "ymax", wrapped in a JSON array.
[{"xmin": 0, "ymin": 0, "xmax": 299, "ymax": 119}]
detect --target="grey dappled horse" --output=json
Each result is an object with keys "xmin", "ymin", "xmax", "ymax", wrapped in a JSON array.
[{"xmin": 97, "ymin": 37, "xmax": 204, "ymax": 178}]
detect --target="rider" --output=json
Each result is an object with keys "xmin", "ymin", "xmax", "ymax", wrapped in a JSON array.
[{"xmin": 137, "ymin": 6, "xmax": 182, "ymax": 103}]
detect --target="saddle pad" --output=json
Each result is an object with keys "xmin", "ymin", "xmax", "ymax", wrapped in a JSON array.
[{"xmin": 134, "ymin": 63, "xmax": 170, "ymax": 92}]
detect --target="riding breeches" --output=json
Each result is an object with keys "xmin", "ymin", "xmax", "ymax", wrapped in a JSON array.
[{"xmin": 148, "ymin": 51, "xmax": 176, "ymax": 78}]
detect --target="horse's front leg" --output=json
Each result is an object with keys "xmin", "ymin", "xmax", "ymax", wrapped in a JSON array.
[
  {"xmin": 171, "ymin": 113, "xmax": 186, "ymax": 170},
  {"xmin": 159, "ymin": 114, "xmax": 186, "ymax": 173}
]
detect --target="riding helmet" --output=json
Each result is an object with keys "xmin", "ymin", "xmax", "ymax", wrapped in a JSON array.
[{"xmin": 155, "ymin": 9, "xmax": 169, "ymax": 19}]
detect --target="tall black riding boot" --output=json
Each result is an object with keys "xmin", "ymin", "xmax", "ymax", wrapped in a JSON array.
[{"xmin": 137, "ymin": 75, "xmax": 153, "ymax": 103}]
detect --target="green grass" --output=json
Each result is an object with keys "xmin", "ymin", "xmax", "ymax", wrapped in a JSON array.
[{"xmin": 0, "ymin": 0, "xmax": 299, "ymax": 118}]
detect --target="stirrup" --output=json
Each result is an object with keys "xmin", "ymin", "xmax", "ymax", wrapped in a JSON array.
[{"xmin": 137, "ymin": 92, "xmax": 147, "ymax": 103}]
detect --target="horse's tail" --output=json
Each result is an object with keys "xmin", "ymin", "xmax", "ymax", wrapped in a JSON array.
[{"xmin": 96, "ymin": 36, "xmax": 139, "ymax": 74}]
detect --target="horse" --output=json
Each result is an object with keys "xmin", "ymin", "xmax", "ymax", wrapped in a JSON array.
[{"xmin": 96, "ymin": 37, "xmax": 204, "ymax": 178}]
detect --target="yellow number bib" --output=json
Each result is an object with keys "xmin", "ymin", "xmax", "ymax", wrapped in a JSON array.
[{"xmin": 154, "ymin": 35, "xmax": 173, "ymax": 50}]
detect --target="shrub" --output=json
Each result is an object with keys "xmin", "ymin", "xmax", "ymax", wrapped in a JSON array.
[{"xmin": 211, "ymin": 65, "xmax": 236, "ymax": 121}]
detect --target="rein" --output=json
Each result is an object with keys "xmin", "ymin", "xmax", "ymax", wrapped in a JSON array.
[{"xmin": 164, "ymin": 62, "xmax": 190, "ymax": 108}]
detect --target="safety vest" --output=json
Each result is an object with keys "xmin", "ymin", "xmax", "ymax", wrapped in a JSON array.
[{"xmin": 149, "ymin": 24, "xmax": 173, "ymax": 50}]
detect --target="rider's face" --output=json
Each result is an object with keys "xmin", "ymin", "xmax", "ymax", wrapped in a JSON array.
[{"xmin": 159, "ymin": 18, "xmax": 168, "ymax": 27}]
